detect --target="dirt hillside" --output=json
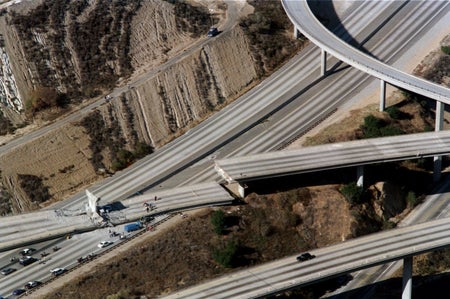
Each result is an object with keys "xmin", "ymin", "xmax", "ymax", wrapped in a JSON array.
[{"xmin": 0, "ymin": 1, "xmax": 253, "ymax": 212}]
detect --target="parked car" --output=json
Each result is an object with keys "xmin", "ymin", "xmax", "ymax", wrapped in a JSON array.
[
  {"xmin": 12, "ymin": 289, "xmax": 26, "ymax": 296},
  {"xmin": 0, "ymin": 267, "xmax": 16, "ymax": 275},
  {"xmin": 19, "ymin": 256, "xmax": 37, "ymax": 266},
  {"xmin": 97, "ymin": 241, "xmax": 113, "ymax": 248},
  {"xmin": 19, "ymin": 248, "xmax": 35, "ymax": 256},
  {"xmin": 50, "ymin": 268, "xmax": 66, "ymax": 276},
  {"xmin": 24, "ymin": 280, "xmax": 41, "ymax": 289},
  {"xmin": 296, "ymin": 252, "xmax": 315, "ymax": 262},
  {"xmin": 207, "ymin": 26, "xmax": 219, "ymax": 37}
]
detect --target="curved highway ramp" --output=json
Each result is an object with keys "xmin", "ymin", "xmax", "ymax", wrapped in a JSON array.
[{"xmin": 282, "ymin": 0, "xmax": 450, "ymax": 103}]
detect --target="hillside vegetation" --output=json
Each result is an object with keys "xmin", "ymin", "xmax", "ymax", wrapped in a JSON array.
[{"xmin": 40, "ymin": 5, "xmax": 450, "ymax": 299}]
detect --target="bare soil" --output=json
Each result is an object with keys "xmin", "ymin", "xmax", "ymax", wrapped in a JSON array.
[
  {"xmin": 36, "ymin": 27, "xmax": 450, "ymax": 299},
  {"xmin": 4, "ymin": 2, "xmax": 450, "ymax": 298}
]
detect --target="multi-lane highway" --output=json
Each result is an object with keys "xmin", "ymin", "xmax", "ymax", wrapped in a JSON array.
[
  {"xmin": 0, "ymin": 213, "xmax": 171, "ymax": 297},
  {"xmin": 282, "ymin": 0, "xmax": 450, "ymax": 103},
  {"xmin": 166, "ymin": 0, "xmax": 450, "ymax": 187},
  {"xmin": 162, "ymin": 217, "xmax": 450, "ymax": 299},
  {"xmin": 1, "ymin": 0, "xmax": 449, "ymax": 297},
  {"xmin": 0, "ymin": 182, "xmax": 233, "ymax": 252}
]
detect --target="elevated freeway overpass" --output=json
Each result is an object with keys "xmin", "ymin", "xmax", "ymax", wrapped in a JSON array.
[
  {"xmin": 163, "ymin": 216, "xmax": 450, "ymax": 299},
  {"xmin": 282, "ymin": 0, "xmax": 450, "ymax": 104},
  {"xmin": 215, "ymin": 130, "xmax": 450, "ymax": 195}
]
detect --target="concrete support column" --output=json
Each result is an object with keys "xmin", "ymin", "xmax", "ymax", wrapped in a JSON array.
[
  {"xmin": 402, "ymin": 256, "xmax": 412, "ymax": 299},
  {"xmin": 294, "ymin": 26, "xmax": 300, "ymax": 39},
  {"xmin": 435, "ymin": 101, "xmax": 444, "ymax": 131},
  {"xmin": 356, "ymin": 166, "xmax": 364, "ymax": 187},
  {"xmin": 321, "ymin": 49, "xmax": 327, "ymax": 76},
  {"xmin": 237, "ymin": 183, "xmax": 246, "ymax": 198},
  {"xmin": 434, "ymin": 101, "xmax": 444, "ymax": 182},
  {"xmin": 379, "ymin": 79, "xmax": 386, "ymax": 112}
]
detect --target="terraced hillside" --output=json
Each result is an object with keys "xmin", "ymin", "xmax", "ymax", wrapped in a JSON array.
[{"xmin": 0, "ymin": 0, "xmax": 302, "ymax": 213}]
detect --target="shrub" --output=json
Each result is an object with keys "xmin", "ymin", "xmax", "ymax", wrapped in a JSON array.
[
  {"xmin": 0, "ymin": 189, "xmax": 12, "ymax": 216},
  {"xmin": 211, "ymin": 210, "xmax": 225, "ymax": 235},
  {"xmin": 18, "ymin": 174, "xmax": 50, "ymax": 204},
  {"xmin": 239, "ymin": 0, "xmax": 305, "ymax": 75},
  {"xmin": 360, "ymin": 114, "xmax": 403, "ymax": 138},
  {"xmin": 0, "ymin": 111, "xmax": 15, "ymax": 135},
  {"xmin": 340, "ymin": 182, "xmax": 363, "ymax": 205},
  {"xmin": 406, "ymin": 191, "xmax": 417, "ymax": 208},
  {"xmin": 386, "ymin": 106, "xmax": 401, "ymax": 119},
  {"xmin": 212, "ymin": 239, "xmax": 238, "ymax": 268},
  {"xmin": 441, "ymin": 45, "xmax": 450, "ymax": 55},
  {"xmin": 134, "ymin": 142, "xmax": 154, "ymax": 159}
]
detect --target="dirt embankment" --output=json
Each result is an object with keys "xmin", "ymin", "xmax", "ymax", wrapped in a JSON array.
[
  {"xmin": 0, "ymin": 0, "xmax": 259, "ymax": 212},
  {"xmin": 43, "ymin": 34, "xmax": 450, "ymax": 298}
]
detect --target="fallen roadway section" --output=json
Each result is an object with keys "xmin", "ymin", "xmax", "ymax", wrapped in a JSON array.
[{"xmin": 0, "ymin": 182, "xmax": 234, "ymax": 252}]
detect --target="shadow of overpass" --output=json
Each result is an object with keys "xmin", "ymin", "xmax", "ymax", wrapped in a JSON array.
[
  {"xmin": 308, "ymin": 0, "xmax": 410, "ymax": 61},
  {"xmin": 262, "ymin": 271, "xmax": 450, "ymax": 299}
]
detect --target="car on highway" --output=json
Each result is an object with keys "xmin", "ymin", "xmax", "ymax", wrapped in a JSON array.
[
  {"xmin": 12, "ymin": 289, "xmax": 26, "ymax": 296},
  {"xmin": 0, "ymin": 267, "xmax": 16, "ymax": 275},
  {"xmin": 50, "ymin": 267, "xmax": 66, "ymax": 276},
  {"xmin": 19, "ymin": 256, "xmax": 37, "ymax": 266},
  {"xmin": 24, "ymin": 280, "xmax": 41, "ymax": 290},
  {"xmin": 296, "ymin": 252, "xmax": 315, "ymax": 262},
  {"xmin": 19, "ymin": 248, "xmax": 35, "ymax": 256},
  {"xmin": 98, "ymin": 241, "xmax": 113, "ymax": 248}
]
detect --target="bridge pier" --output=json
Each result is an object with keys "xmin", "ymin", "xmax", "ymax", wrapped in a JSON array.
[
  {"xmin": 434, "ymin": 101, "xmax": 444, "ymax": 182},
  {"xmin": 402, "ymin": 256, "xmax": 412, "ymax": 299},
  {"xmin": 321, "ymin": 49, "xmax": 327, "ymax": 76},
  {"xmin": 379, "ymin": 79, "xmax": 386, "ymax": 112},
  {"xmin": 294, "ymin": 26, "xmax": 301, "ymax": 39},
  {"xmin": 356, "ymin": 166, "xmax": 364, "ymax": 187}
]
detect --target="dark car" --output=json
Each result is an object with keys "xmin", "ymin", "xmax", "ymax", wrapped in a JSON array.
[
  {"xmin": 140, "ymin": 215, "xmax": 154, "ymax": 223},
  {"xmin": 12, "ymin": 289, "xmax": 26, "ymax": 296},
  {"xmin": 207, "ymin": 27, "xmax": 219, "ymax": 37},
  {"xmin": 19, "ymin": 256, "xmax": 37, "ymax": 266},
  {"xmin": 24, "ymin": 280, "xmax": 41, "ymax": 290},
  {"xmin": 0, "ymin": 267, "xmax": 16, "ymax": 275},
  {"xmin": 296, "ymin": 252, "xmax": 315, "ymax": 262}
]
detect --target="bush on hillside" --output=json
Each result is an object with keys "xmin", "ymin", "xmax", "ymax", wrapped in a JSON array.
[{"xmin": 340, "ymin": 182, "xmax": 363, "ymax": 205}]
